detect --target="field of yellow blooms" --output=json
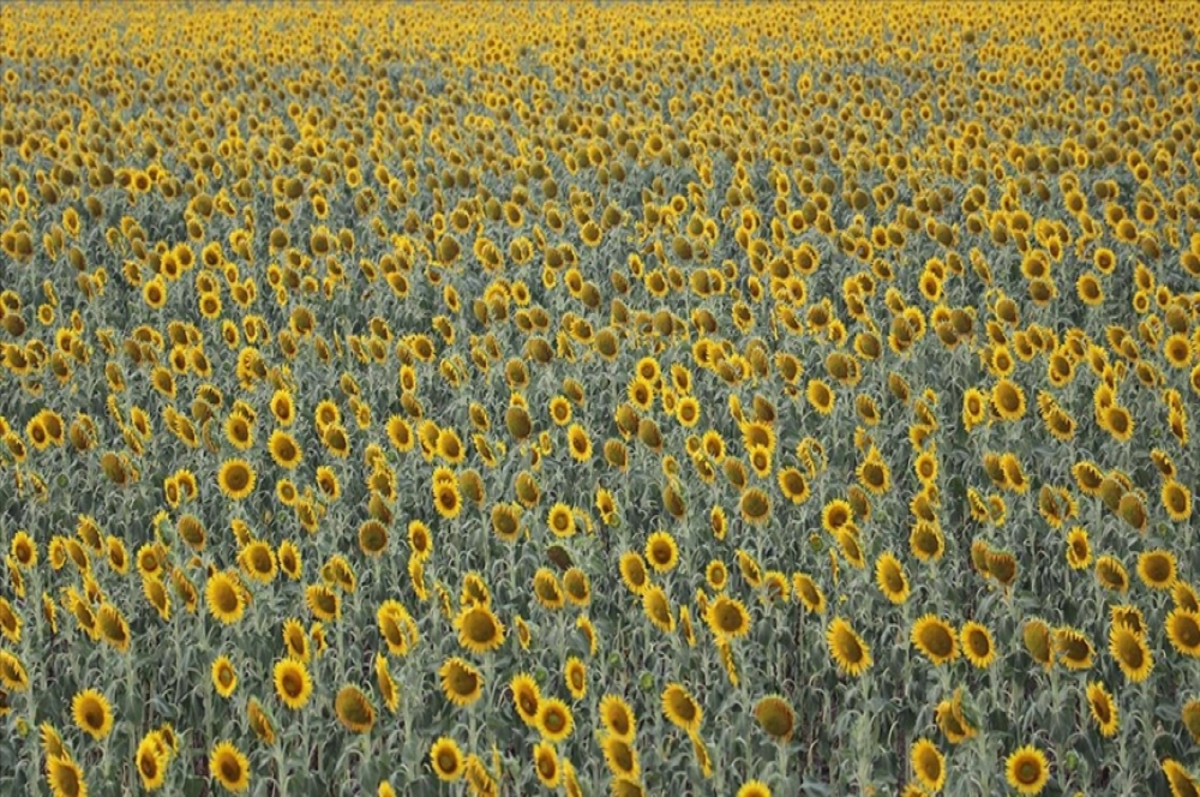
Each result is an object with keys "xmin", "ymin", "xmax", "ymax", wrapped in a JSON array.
[{"xmin": 2, "ymin": 1, "xmax": 1199, "ymax": 795}]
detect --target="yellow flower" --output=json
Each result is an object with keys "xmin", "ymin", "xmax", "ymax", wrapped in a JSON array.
[
  {"xmin": 209, "ymin": 741, "xmax": 250, "ymax": 793},
  {"xmin": 72, "ymin": 688, "xmax": 113, "ymax": 740},
  {"xmin": 1005, "ymin": 745, "xmax": 1049, "ymax": 795}
]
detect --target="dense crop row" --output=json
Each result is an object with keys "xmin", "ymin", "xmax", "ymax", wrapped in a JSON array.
[{"xmin": 1, "ymin": 2, "xmax": 1199, "ymax": 795}]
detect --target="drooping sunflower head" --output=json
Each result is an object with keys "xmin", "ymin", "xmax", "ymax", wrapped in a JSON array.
[
  {"xmin": 753, "ymin": 695, "xmax": 795, "ymax": 743},
  {"xmin": 334, "ymin": 684, "xmax": 376, "ymax": 733}
]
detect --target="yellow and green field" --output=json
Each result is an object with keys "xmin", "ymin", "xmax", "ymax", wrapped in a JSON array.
[{"xmin": 1, "ymin": 1, "xmax": 1199, "ymax": 795}]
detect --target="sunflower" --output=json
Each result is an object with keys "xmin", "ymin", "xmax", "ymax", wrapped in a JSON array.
[
  {"xmin": 274, "ymin": 658, "xmax": 313, "ymax": 710},
  {"xmin": 1095, "ymin": 555, "xmax": 1130, "ymax": 593},
  {"xmin": 205, "ymin": 572, "xmax": 244, "ymax": 625},
  {"xmin": 1049, "ymin": 626, "xmax": 1093, "ymax": 671},
  {"xmin": 754, "ymin": 695, "xmax": 795, "ymax": 743},
  {"xmin": 564, "ymin": 656, "xmax": 587, "ymax": 699},
  {"xmin": 1005, "ymin": 745, "xmax": 1049, "ymax": 795},
  {"xmin": 1065, "ymin": 527, "xmax": 1092, "ymax": 570},
  {"xmin": 792, "ymin": 573, "xmax": 826, "ymax": 614},
  {"xmin": 455, "ymin": 604, "xmax": 505, "ymax": 654},
  {"xmin": 600, "ymin": 694, "xmax": 636, "ymax": 741},
  {"xmin": 246, "ymin": 698, "xmax": 275, "ymax": 746},
  {"xmin": 1163, "ymin": 759, "xmax": 1200, "ymax": 797},
  {"xmin": 1111, "ymin": 604, "xmax": 1147, "ymax": 637},
  {"xmin": 739, "ymin": 487, "xmax": 772, "ymax": 525},
  {"xmin": 533, "ymin": 741, "xmax": 560, "ymax": 788},
  {"xmin": 532, "ymin": 568, "xmax": 565, "ymax": 609},
  {"xmin": 618, "ymin": 551, "xmax": 650, "ymax": 595},
  {"xmin": 1138, "ymin": 549, "xmax": 1178, "ymax": 590},
  {"xmin": 1163, "ymin": 479, "xmax": 1194, "ymax": 521},
  {"xmin": 439, "ymin": 657, "xmax": 483, "ymax": 707},
  {"xmin": 827, "ymin": 617, "xmax": 872, "ymax": 677},
  {"xmin": 511, "ymin": 672, "xmax": 541, "ymax": 726},
  {"xmin": 935, "ymin": 690, "xmax": 977, "ymax": 744},
  {"xmin": 47, "ymin": 754, "xmax": 87, "ymax": 797},
  {"xmin": 806, "ymin": 378, "xmax": 835, "ymax": 414},
  {"xmin": 211, "ymin": 655, "xmax": 237, "ymax": 698},
  {"xmin": 705, "ymin": 595, "xmax": 750, "ymax": 639},
  {"xmin": 642, "ymin": 586, "xmax": 675, "ymax": 633},
  {"xmin": 1109, "ymin": 623, "xmax": 1154, "ymax": 683},
  {"xmin": 334, "ymin": 684, "xmax": 376, "ymax": 733},
  {"xmin": 662, "ymin": 683, "xmax": 702, "ymax": 734},
  {"xmin": 433, "ymin": 481, "xmax": 462, "ymax": 519},
  {"xmin": 133, "ymin": 734, "xmax": 168, "ymax": 790},
  {"xmin": 537, "ymin": 697, "xmax": 574, "ymax": 742},
  {"xmin": 875, "ymin": 552, "xmax": 910, "ymax": 604},
  {"xmin": 601, "ymin": 733, "xmax": 640, "ymax": 780},
  {"xmin": 206, "ymin": 742, "xmax": 249, "ymax": 797},
  {"xmin": 911, "ymin": 738, "xmax": 946, "ymax": 793},
  {"xmin": 644, "ymin": 531, "xmax": 679, "ymax": 573},
  {"xmin": 430, "ymin": 737, "xmax": 464, "ymax": 782},
  {"xmin": 991, "ymin": 378, "xmax": 1026, "ymax": 420},
  {"xmin": 1085, "ymin": 681, "xmax": 1119, "ymax": 737},
  {"xmin": 737, "ymin": 780, "xmax": 771, "ymax": 797},
  {"xmin": 216, "ymin": 459, "xmax": 255, "ymax": 500},
  {"xmin": 1183, "ymin": 699, "xmax": 1200, "ymax": 743},
  {"xmin": 912, "ymin": 615, "xmax": 959, "ymax": 666},
  {"xmin": 1166, "ymin": 609, "xmax": 1200, "ymax": 657},
  {"xmin": 72, "ymin": 688, "xmax": 113, "ymax": 740},
  {"xmin": 960, "ymin": 621, "xmax": 996, "ymax": 669},
  {"xmin": 909, "ymin": 521, "xmax": 945, "ymax": 562}
]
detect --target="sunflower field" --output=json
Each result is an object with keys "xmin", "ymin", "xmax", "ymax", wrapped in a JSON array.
[{"xmin": 1, "ymin": 1, "xmax": 1199, "ymax": 795}]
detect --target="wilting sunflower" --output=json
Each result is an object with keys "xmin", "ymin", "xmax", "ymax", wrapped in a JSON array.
[
  {"xmin": 216, "ymin": 458, "xmax": 256, "ymax": 500},
  {"xmin": 827, "ymin": 617, "xmax": 872, "ymax": 677},
  {"xmin": 47, "ymin": 754, "xmax": 87, "ymax": 797},
  {"xmin": 334, "ymin": 684, "xmax": 376, "ymax": 733},
  {"xmin": 274, "ymin": 658, "xmax": 313, "ymax": 710},
  {"xmin": 1109, "ymin": 623, "xmax": 1154, "ymax": 683},
  {"xmin": 430, "ymin": 737, "xmax": 464, "ymax": 782},
  {"xmin": 912, "ymin": 615, "xmax": 959, "ymax": 666},
  {"xmin": 739, "ymin": 487, "xmax": 772, "ymax": 525},
  {"xmin": 455, "ymin": 604, "xmax": 505, "ymax": 654},
  {"xmin": 661, "ymin": 683, "xmax": 702, "ymax": 734},
  {"xmin": 600, "ymin": 694, "xmax": 636, "ymax": 741},
  {"xmin": 247, "ymin": 698, "xmax": 275, "ymax": 746},
  {"xmin": 537, "ymin": 697, "xmax": 574, "ymax": 742},
  {"xmin": 72, "ymin": 688, "xmax": 113, "ymax": 740},
  {"xmin": 935, "ymin": 689, "xmax": 977, "ymax": 744},
  {"xmin": 705, "ymin": 595, "xmax": 750, "ymax": 639},
  {"xmin": 210, "ymin": 740, "xmax": 250, "ymax": 793},
  {"xmin": 1085, "ymin": 681, "xmax": 1119, "ymax": 737},
  {"xmin": 911, "ymin": 737, "xmax": 946, "ymax": 793},
  {"xmin": 1005, "ymin": 745, "xmax": 1049, "ymax": 795},
  {"xmin": 1023, "ymin": 618, "xmax": 1055, "ymax": 671},
  {"xmin": 1166, "ymin": 608, "xmax": 1200, "ymax": 657},
  {"xmin": 960, "ymin": 621, "xmax": 996, "ymax": 669},
  {"xmin": 439, "ymin": 657, "xmax": 483, "ymax": 707},
  {"xmin": 211, "ymin": 655, "xmax": 238, "ymax": 699},
  {"xmin": 875, "ymin": 552, "xmax": 910, "ymax": 604},
  {"xmin": 754, "ymin": 695, "xmax": 795, "ymax": 743}
]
